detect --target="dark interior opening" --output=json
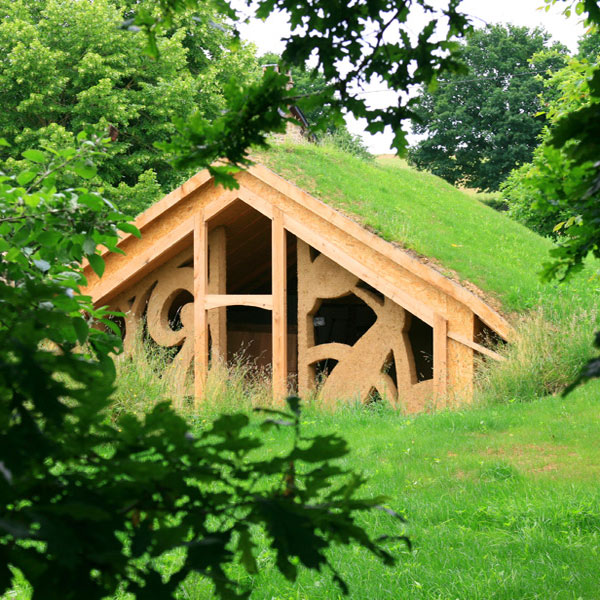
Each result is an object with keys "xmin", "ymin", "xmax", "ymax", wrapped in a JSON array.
[
  {"xmin": 408, "ymin": 315, "xmax": 433, "ymax": 382},
  {"xmin": 314, "ymin": 358, "xmax": 339, "ymax": 385},
  {"xmin": 168, "ymin": 290, "xmax": 194, "ymax": 331},
  {"xmin": 227, "ymin": 306, "xmax": 272, "ymax": 369},
  {"xmin": 475, "ymin": 316, "xmax": 506, "ymax": 351},
  {"xmin": 382, "ymin": 350, "xmax": 397, "ymax": 387},
  {"xmin": 313, "ymin": 293, "xmax": 377, "ymax": 347}
]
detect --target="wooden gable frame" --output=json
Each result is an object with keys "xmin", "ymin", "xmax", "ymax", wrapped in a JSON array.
[{"xmin": 83, "ymin": 164, "xmax": 512, "ymax": 410}]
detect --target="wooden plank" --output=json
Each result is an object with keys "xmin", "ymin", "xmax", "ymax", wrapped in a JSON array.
[
  {"xmin": 237, "ymin": 187, "xmax": 274, "ymax": 220},
  {"xmin": 208, "ymin": 227, "xmax": 227, "ymax": 362},
  {"xmin": 88, "ymin": 216, "xmax": 195, "ymax": 305},
  {"xmin": 282, "ymin": 212, "xmax": 436, "ymax": 326},
  {"xmin": 271, "ymin": 208, "xmax": 288, "ymax": 401},
  {"xmin": 433, "ymin": 313, "xmax": 448, "ymax": 399},
  {"xmin": 204, "ymin": 294, "xmax": 273, "ymax": 311},
  {"xmin": 194, "ymin": 211, "xmax": 209, "ymax": 405},
  {"xmin": 447, "ymin": 331, "xmax": 506, "ymax": 361}
]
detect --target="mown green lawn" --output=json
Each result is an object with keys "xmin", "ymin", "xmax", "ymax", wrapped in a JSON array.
[
  {"xmin": 149, "ymin": 383, "xmax": 600, "ymax": 600},
  {"xmin": 7, "ymin": 384, "xmax": 599, "ymax": 600}
]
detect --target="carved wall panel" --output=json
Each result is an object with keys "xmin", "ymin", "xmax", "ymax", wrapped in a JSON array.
[
  {"xmin": 110, "ymin": 228, "xmax": 227, "ymax": 404},
  {"xmin": 297, "ymin": 240, "xmax": 433, "ymax": 412}
]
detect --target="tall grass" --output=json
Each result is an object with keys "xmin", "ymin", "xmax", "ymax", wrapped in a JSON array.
[
  {"xmin": 476, "ymin": 291, "xmax": 600, "ymax": 403},
  {"xmin": 110, "ymin": 341, "xmax": 275, "ymax": 421}
]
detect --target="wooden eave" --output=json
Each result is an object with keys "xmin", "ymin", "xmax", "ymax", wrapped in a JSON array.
[{"xmin": 82, "ymin": 163, "xmax": 513, "ymax": 342}]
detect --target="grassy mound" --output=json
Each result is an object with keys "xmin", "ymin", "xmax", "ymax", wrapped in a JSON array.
[{"xmin": 256, "ymin": 142, "xmax": 598, "ymax": 314}]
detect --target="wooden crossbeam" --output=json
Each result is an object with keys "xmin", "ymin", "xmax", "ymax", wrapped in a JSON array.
[
  {"xmin": 204, "ymin": 294, "xmax": 273, "ymax": 311},
  {"xmin": 447, "ymin": 332, "xmax": 506, "ymax": 362}
]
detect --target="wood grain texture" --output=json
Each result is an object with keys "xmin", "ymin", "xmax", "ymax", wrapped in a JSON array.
[
  {"xmin": 271, "ymin": 208, "xmax": 288, "ymax": 401},
  {"xmin": 194, "ymin": 211, "xmax": 208, "ymax": 404}
]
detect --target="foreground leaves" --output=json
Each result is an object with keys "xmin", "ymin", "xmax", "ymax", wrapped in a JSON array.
[{"xmin": 0, "ymin": 140, "xmax": 407, "ymax": 598}]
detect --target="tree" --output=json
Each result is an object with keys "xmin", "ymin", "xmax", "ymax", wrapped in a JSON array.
[
  {"xmin": 0, "ymin": 0, "xmax": 260, "ymax": 214},
  {"xmin": 0, "ymin": 137, "xmax": 407, "ymax": 598},
  {"xmin": 407, "ymin": 24, "xmax": 569, "ymax": 191},
  {"xmin": 260, "ymin": 52, "xmax": 372, "ymax": 159},
  {"xmin": 501, "ymin": 56, "xmax": 595, "ymax": 238},
  {"xmin": 137, "ymin": 0, "xmax": 472, "ymax": 186}
]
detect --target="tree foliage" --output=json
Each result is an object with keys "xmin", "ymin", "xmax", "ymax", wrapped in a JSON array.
[
  {"xmin": 0, "ymin": 138, "xmax": 407, "ymax": 598},
  {"xmin": 407, "ymin": 24, "xmax": 569, "ymax": 191},
  {"xmin": 260, "ymin": 52, "xmax": 372, "ymax": 159},
  {"xmin": 0, "ymin": 0, "xmax": 259, "ymax": 214},
  {"xmin": 136, "ymin": 0, "xmax": 472, "ymax": 186},
  {"xmin": 501, "ymin": 54, "xmax": 595, "ymax": 238}
]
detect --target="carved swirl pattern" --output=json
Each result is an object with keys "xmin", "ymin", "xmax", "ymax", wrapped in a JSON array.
[
  {"xmin": 111, "ymin": 251, "xmax": 195, "ymax": 401},
  {"xmin": 297, "ymin": 240, "xmax": 432, "ymax": 411}
]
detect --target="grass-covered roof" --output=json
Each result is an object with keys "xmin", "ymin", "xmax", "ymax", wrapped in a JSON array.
[{"xmin": 255, "ymin": 142, "xmax": 598, "ymax": 314}]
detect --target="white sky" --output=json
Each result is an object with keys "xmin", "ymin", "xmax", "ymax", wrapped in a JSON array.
[{"xmin": 236, "ymin": 0, "xmax": 587, "ymax": 153}]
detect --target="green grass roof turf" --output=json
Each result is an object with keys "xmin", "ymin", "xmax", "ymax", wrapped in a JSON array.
[{"xmin": 255, "ymin": 142, "xmax": 598, "ymax": 315}]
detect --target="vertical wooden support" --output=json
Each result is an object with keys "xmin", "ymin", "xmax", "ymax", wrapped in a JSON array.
[
  {"xmin": 208, "ymin": 226, "xmax": 227, "ymax": 364},
  {"xmin": 194, "ymin": 211, "xmax": 209, "ymax": 405},
  {"xmin": 433, "ymin": 313, "xmax": 448, "ymax": 401},
  {"xmin": 272, "ymin": 208, "xmax": 288, "ymax": 401}
]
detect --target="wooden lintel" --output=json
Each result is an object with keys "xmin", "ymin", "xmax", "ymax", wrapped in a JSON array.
[
  {"xmin": 203, "ymin": 189, "xmax": 242, "ymax": 221},
  {"xmin": 433, "ymin": 313, "xmax": 448, "ymax": 399},
  {"xmin": 272, "ymin": 208, "xmax": 288, "ymax": 401},
  {"xmin": 204, "ymin": 294, "xmax": 273, "ymax": 311},
  {"xmin": 194, "ymin": 211, "xmax": 209, "ymax": 404},
  {"xmin": 447, "ymin": 331, "xmax": 506, "ymax": 361}
]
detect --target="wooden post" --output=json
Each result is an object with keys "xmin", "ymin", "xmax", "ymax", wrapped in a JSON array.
[
  {"xmin": 433, "ymin": 313, "xmax": 448, "ymax": 401},
  {"xmin": 271, "ymin": 208, "xmax": 287, "ymax": 401},
  {"xmin": 208, "ymin": 226, "xmax": 227, "ymax": 364},
  {"xmin": 194, "ymin": 211, "xmax": 209, "ymax": 405}
]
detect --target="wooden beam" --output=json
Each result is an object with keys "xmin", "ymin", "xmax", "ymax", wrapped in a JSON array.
[
  {"xmin": 447, "ymin": 331, "xmax": 506, "ymax": 361},
  {"xmin": 272, "ymin": 208, "xmax": 288, "ymax": 401},
  {"xmin": 204, "ymin": 294, "xmax": 273, "ymax": 311},
  {"xmin": 194, "ymin": 211, "xmax": 209, "ymax": 405},
  {"xmin": 208, "ymin": 227, "xmax": 227, "ymax": 363},
  {"xmin": 87, "ymin": 216, "xmax": 194, "ymax": 305},
  {"xmin": 433, "ymin": 313, "xmax": 448, "ymax": 399}
]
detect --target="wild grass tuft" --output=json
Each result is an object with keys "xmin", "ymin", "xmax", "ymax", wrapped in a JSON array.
[{"xmin": 476, "ymin": 290, "xmax": 600, "ymax": 403}]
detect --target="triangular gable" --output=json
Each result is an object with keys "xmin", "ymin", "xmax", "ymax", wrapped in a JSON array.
[{"xmin": 84, "ymin": 163, "xmax": 511, "ymax": 341}]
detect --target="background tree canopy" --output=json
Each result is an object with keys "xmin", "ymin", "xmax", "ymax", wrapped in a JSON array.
[
  {"xmin": 260, "ymin": 51, "xmax": 372, "ymax": 160},
  {"xmin": 408, "ymin": 24, "xmax": 569, "ymax": 191},
  {"xmin": 0, "ymin": 0, "xmax": 260, "ymax": 215},
  {"xmin": 501, "ymin": 40, "xmax": 598, "ymax": 238}
]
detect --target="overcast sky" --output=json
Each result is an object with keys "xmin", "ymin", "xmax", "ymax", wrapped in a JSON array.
[{"xmin": 236, "ymin": 0, "xmax": 587, "ymax": 153}]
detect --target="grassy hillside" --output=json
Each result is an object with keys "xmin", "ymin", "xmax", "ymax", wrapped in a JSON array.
[{"xmin": 256, "ymin": 142, "xmax": 598, "ymax": 314}]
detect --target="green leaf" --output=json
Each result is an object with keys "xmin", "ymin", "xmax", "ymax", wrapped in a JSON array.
[
  {"xmin": 73, "ymin": 162, "xmax": 97, "ymax": 180},
  {"xmin": 22, "ymin": 149, "xmax": 47, "ymax": 163},
  {"xmin": 88, "ymin": 253, "xmax": 105, "ymax": 277},
  {"xmin": 17, "ymin": 171, "xmax": 37, "ymax": 186},
  {"xmin": 78, "ymin": 193, "xmax": 104, "ymax": 211},
  {"xmin": 119, "ymin": 222, "xmax": 141, "ymax": 238},
  {"xmin": 72, "ymin": 317, "xmax": 90, "ymax": 345},
  {"xmin": 0, "ymin": 138, "xmax": 11, "ymax": 146}
]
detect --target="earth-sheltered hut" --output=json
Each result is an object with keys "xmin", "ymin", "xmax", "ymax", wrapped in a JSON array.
[{"xmin": 83, "ymin": 159, "xmax": 512, "ymax": 413}]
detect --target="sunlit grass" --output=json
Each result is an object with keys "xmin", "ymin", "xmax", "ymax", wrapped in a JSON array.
[{"xmin": 256, "ymin": 142, "xmax": 600, "ymax": 314}]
